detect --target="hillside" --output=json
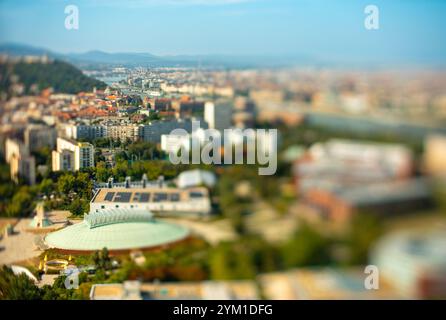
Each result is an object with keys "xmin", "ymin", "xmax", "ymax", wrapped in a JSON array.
[{"xmin": 0, "ymin": 59, "xmax": 107, "ymax": 98}]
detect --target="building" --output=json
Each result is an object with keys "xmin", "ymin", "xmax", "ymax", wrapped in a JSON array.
[
  {"xmin": 90, "ymin": 280, "xmax": 258, "ymax": 300},
  {"xmin": 45, "ymin": 208, "xmax": 189, "ymax": 253},
  {"xmin": 258, "ymin": 268, "xmax": 398, "ymax": 300},
  {"xmin": 105, "ymin": 124, "xmax": 142, "ymax": 142},
  {"xmin": 233, "ymin": 97, "xmax": 257, "ymax": 129},
  {"xmin": 24, "ymin": 124, "xmax": 57, "ymax": 152},
  {"xmin": 5, "ymin": 138, "xmax": 36, "ymax": 185},
  {"xmin": 161, "ymin": 132, "xmax": 191, "ymax": 155},
  {"xmin": 90, "ymin": 186, "xmax": 211, "ymax": 217},
  {"xmin": 142, "ymin": 119, "xmax": 195, "ymax": 144},
  {"xmin": 371, "ymin": 229, "xmax": 446, "ymax": 299},
  {"xmin": 292, "ymin": 139, "xmax": 425, "ymax": 222},
  {"xmin": 177, "ymin": 169, "xmax": 217, "ymax": 189},
  {"xmin": 63, "ymin": 123, "xmax": 106, "ymax": 141},
  {"xmin": 302, "ymin": 178, "xmax": 432, "ymax": 222},
  {"xmin": 294, "ymin": 139, "xmax": 414, "ymax": 194},
  {"xmin": 52, "ymin": 137, "xmax": 94, "ymax": 171},
  {"xmin": 204, "ymin": 100, "xmax": 233, "ymax": 132},
  {"xmin": 424, "ymin": 135, "xmax": 446, "ymax": 176},
  {"xmin": 90, "ymin": 281, "xmax": 142, "ymax": 300}
]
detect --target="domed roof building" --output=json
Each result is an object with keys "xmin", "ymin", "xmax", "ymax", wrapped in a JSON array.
[{"xmin": 44, "ymin": 208, "xmax": 189, "ymax": 253}]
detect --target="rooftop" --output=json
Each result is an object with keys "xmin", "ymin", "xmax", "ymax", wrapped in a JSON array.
[
  {"xmin": 91, "ymin": 187, "xmax": 208, "ymax": 204},
  {"xmin": 45, "ymin": 208, "xmax": 189, "ymax": 252}
]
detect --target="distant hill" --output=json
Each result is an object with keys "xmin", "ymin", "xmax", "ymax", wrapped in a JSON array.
[
  {"xmin": 0, "ymin": 59, "xmax": 107, "ymax": 98},
  {"xmin": 0, "ymin": 43, "xmax": 315, "ymax": 68}
]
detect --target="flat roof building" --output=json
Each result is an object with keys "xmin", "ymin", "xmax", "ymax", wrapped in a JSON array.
[
  {"xmin": 90, "ymin": 186, "xmax": 211, "ymax": 217},
  {"xmin": 52, "ymin": 137, "xmax": 94, "ymax": 172}
]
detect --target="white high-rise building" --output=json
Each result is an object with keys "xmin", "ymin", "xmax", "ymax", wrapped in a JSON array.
[
  {"xmin": 52, "ymin": 137, "xmax": 95, "ymax": 171},
  {"xmin": 204, "ymin": 101, "xmax": 233, "ymax": 132}
]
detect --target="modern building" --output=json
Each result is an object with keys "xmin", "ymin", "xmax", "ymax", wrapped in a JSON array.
[
  {"xmin": 90, "ymin": 186, "xmax": 211, "ymax": 217},
  {"xmin": 52, "ymin": 137, "xmax": 94, "ymax": 171},
  {"xmin": 45, "ymin": 208, "xmax": 189, "ymax": 253},
  {"xmin": 204, "ymin": 100, "xmax": 233, "ymax": 132}
]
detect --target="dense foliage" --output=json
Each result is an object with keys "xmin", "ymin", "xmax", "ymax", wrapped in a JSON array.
[{"xmin": 0, "ymin": 60, "xmax": 106, "ymax": 98}]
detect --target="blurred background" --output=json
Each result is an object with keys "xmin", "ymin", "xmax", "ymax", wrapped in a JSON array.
[{"xmin": 0, "ymin": 0, "xmax": 446, "ymax": 300}]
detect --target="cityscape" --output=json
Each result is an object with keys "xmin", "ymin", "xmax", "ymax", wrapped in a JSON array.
[{"xmin": 1, "ymin": 0, "xmax": 446, "ymax": 303}]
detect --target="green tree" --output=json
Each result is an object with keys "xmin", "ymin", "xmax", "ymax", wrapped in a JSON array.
[
  {"xmin": 0, "ymin": 266, "xmax": 41, "ymax": 300},
  {"xmin": 345, "ymin": 213, "xmax": 383, "ymax": 265},
  {"xmin": 57, "ymin": 174, "xmax": 76, "ymax": 196},
  {"xmin": 280, "ymin": 224, "xmax": 332, "ymax": 268}
]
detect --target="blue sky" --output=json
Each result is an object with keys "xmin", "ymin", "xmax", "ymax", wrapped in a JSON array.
[{"xmin": 0, "ymin": 0, "xmax": 445, "ymax": 64}]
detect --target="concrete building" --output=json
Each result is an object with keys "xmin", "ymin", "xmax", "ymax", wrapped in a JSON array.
[
  {"xmin": 63, "ymin": 123, "xmax": 106, "ymax": 141},
  {"xmin": 106, "ymin": 124, "xmax": 142, "ymax": 142},
  {"xmin": 52, "ymin": 137, "xmax": 94, "ymax": 171},
  {"xmin": 204, "ymin": 100, "xmax": 233, "ymax": 132},
  {"xmin": 24, "ymin": 124, "xmax": 57, "ymax": 152},
  {"xmin": 5, "ymin": 138, "xmax": 36, "ymax": 185},
  {"xmin": 143, "ymin": 119, "xmax": 195, "ymax": 144},
  {"xmin": 90, "ymin": 186, "xmax": 212, "ymax": 217},
  {"xmin": 424, "ymin": 135, "xmax": 446, "ymax": 176}
]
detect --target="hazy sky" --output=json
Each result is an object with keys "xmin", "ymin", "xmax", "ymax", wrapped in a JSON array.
[{"xmin": 1, "ymin": 0, "xmax": 445, "ymax": 64}]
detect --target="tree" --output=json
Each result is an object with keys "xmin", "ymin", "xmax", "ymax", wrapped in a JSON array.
[
  {"xmin": 39, "ymin": 178, "xmax": 54, "ymax": 197},
  {"xmin": 345, "ymin": 213, "xmax": 383, "ymax": 265},
  {"xmin": 57, "ymin": 174, "xmax": 75, "ymax": 196},
  {"xmin": 5, "ymin": 186, "xmax": 35, "ymax": 217},
  {"xmin": 68, "ymin": 198, "xmax": 89, "ymax": 216},
  {"xmin": 0, "ymin": 266, "xmax": 41, "ymax": 300},
  {"xmin": 280, "ymin": 223, "xmax": 332, "ymax": 268}
]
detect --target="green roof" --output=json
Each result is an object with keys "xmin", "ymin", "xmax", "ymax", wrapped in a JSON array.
[{"xmin": 45, "ymin": 209, "xmax": 189, "ymax": 251}]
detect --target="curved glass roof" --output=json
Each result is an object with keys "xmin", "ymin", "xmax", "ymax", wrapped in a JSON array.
[
  {"xmin": 85, "ymin": 208, "xmax": 153, "ymax": 228},
  {"xmin": 45, "ymin": 212, "xmax": 189, "ymax": 251}
]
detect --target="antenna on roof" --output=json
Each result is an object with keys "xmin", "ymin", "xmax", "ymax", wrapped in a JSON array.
[
  {"xmin": 125, "ymin": 176, "xmax": 131, "ymax": 189},
  {"xmin": 142, "ymin": 174, "xmax": 148, "ymax": 188},
  {"xmin": 107, "ymin": 177, "xmax": 114, "ymax": 188}
]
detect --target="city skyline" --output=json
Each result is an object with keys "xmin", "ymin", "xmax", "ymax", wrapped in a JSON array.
[{"xmin": 1, "ymin": 0, "xmax": 446, "ymax": 66}]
